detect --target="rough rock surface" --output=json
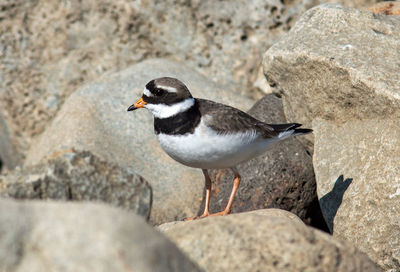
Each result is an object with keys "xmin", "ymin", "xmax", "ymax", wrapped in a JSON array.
[
  {"xmin": 209, "ymin": 94, "xmax": 320, "ymax": 225},
  {"xmin": 0, "ymin": 199, "xmax": 202, "ymax": 272},
  {"xmin": 263, "ymin": 4, "xmax": 400, "ymax": 148},
  {"xmin": 325, "ymin": 0, "xmax": 380, "ymax": 9},
  {"xmin": 314, "ymin": 118, "xmax": 400, "ymax": 270},
  {"xmin": 25, "ymin": 58, "xmax": 253, "ymax": 225},
  {"xmin": 160, "ymin": 209, "xmax": 381, "ymax": 272},
  {"xmin": 369, "ymin": 1, "xmax": 400, "ymax": 15},
  {"xmin": 262, "ymin": 4, "xmax": 400, "ymax": 270},
  {"xmin": 158, "ymin": 208, "xmax": 306, "ymax": 232},
  {"xmin": 0, "ymin": 0, "xmax": 319, "ymax": 170},
  {"xmin": 0, "ymin": 149, "xmax": 152, "ymax": 219}
]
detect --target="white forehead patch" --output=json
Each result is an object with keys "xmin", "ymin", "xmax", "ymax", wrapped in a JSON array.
[
  {"xmin": 156, "ymin": 85, "xmax": 178, "ymax": 93},
  {"xmin": 145, "ymin": 98, "xmax": 195, "ymax": 119},
  {"xmin": 143, "ymin": 87, "xmax": 152, "ymax": 97}
]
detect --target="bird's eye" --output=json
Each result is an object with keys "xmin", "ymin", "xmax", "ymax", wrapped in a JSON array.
[{"xmin": 155, "ymin": 88, "xmax": 164, "ymax": 96}]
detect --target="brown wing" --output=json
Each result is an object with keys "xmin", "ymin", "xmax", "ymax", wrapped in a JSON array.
[{"xmin": 196, "ymin": 99, "xmax": 279, "ymax": 138}]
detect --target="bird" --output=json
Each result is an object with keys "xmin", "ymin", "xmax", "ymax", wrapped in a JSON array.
[{"xmin": 127, "ymin": 77, "xmax": 312, "ymax": 220}]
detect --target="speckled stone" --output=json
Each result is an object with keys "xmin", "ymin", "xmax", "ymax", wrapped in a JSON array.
[
  {"xmin": 314, "ymin": 118, "xmax": 400, "ymax": 270},
  {"xmin": 159, "ymin": 209, "xmax": 381, "ymax": 272},
  {"xmin": 263, "ymin": 4, "xmax": 400, "ymax": 149},
  {"xmin": 0, "ymin": 199, "xmax": 202, "ymax": 272},
  {"xmin": 0, "ymin": 150, "xmax": 152, "ymax": 219}
]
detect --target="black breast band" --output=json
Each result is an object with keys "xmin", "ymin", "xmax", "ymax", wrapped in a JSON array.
[{"xmin": 154, "ymin": 100, "xmax": 201, "ymax": 135}]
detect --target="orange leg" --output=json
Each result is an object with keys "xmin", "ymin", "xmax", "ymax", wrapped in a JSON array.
[
  {"xmin": 185, "ymin": 167, "xmax": 241, "ymax": 220},
  {"xmin": 198, "ymin": 169, "xmax": 211, "ymax": 218},
  {"xmin": 185, "ymin": 169, "xmax": 212, "ymax": 221},
  {"xmin": 209, "ymin": 167, "xmax": 241, "ymax": 217}
]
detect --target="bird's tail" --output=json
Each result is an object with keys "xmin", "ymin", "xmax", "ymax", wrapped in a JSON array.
[
  {"xmin": 292, "ymin": 128, "xmax": 313, "ymax": 136},
  {"xmin": 268, "ymin": 123, "xmax": 312, "ymax": 139}
]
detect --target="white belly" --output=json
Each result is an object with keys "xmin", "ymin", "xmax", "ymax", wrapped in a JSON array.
[{"xmin": 156, "ymin": 121, "xmax": 277, "ymax": 169}]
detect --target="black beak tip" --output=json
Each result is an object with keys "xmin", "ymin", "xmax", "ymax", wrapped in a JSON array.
[{"xmin": 127, "ymin": 104, "xmax": 136, "ymax": 111}]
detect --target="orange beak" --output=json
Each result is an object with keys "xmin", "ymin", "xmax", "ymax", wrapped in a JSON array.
[{"xmin": 127, "ymin": 97, "xmax": 147, "ymax": 111}]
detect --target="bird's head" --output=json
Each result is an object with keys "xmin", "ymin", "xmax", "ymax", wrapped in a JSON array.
[{"xmin": 127, "ymin": 77, "xmax": 195, "ymax": 119}]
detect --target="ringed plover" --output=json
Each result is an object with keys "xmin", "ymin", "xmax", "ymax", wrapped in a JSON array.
[{"xmin": 127, "ymin": 77, "xmax": 312, "ymax": 219}]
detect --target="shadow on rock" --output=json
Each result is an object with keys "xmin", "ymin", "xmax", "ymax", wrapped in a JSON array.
[
  {"xmin": 305, "ymin": 197, "xmax": 330, "ymax": 233},
  {"xmin": 320, "ymin": 175, "xmax": 353, "ymax": 233}
]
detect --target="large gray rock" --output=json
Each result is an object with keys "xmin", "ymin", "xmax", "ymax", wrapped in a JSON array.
[
  {"xmin": 25, "ymin": 58, "xmax": 253, "ymax": 225},
  {"xmin": 0, "ymin": 199, "xmax": 202, "ymax": 272},
  {"xmin": 314, "ymin": 118, "xmax": 400, "ymax": 270},
  {"xmin": 263, "ymin": 4, "xmax": 400, "ymax": 148},
  {"xmin": 262, "ymin": 4, "xmax": 400, "ymax": 269},
  {"xmin": 158, "ymin": 208, "xmax": 306, "ymax": 232},
  {"xmin": 159, "ymin": 209, "xmax": 381, "ymax": 272},
  {"xmin": 0, "ymin": 0, "xmax": 320, "ymax": 169},
  {"xmin": 0, "ymin": 150, "xmax": 151, "ymax": 219},
  {"xmin": 209, "ymin": 94, "xmax": 318, "ymax": 224}
]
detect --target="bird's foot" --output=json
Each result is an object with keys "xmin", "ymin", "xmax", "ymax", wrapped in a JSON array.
[
  {"xmin": 208, "ymin": 210, "xmax": 230, "ymax": 217},
  {"xmin": 198, "ymin": 211, "xmax": 210, "ymax": 218},
  {"xmin": 184, "ymin": 211, "xmax": 210, "ymax": 221},
  {"xmin": 183, "ymin": 209, "xmax": 231, "ymax": 221}
]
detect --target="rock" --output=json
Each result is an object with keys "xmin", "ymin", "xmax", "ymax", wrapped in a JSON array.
[
  {"xmin": 160, "ymin": 209, "xmax": 381, "ymax": 272},
  {"xmin": 324, "ymin": 0, "xmax": 381, "ymax": 9},
  {"xmin": 313, "ymin": 118, "xmax": 400, "ymax": 270},
  {"xmin": 209, "ymin": 94, "xmax": 320, "ymax": 226},
  {"xmin": 24, "ymin": 58, "xmax": 253, "ymax": 225},
  {"xmin": 158, "ymin": 208, "xmax": 305, "ymax": 232},
  {"xmin": 0, "ymin": 198, "xmax": 202, "ymax": 272},
  {"xmin": 263, "ymin": 4, "xmax": 400, "ymax": 148},
  {"xmin": 0, "ymin": 0, "xmax": 320, "ymax": 167},
  {"xmin": 262, "ymin": 5, "xmax": 400, "ymax": 269},
  {"xmin": 369, "ymin": 1, "xmax": 400, "ymax": 15},
  {"xmin": 252, "ymin": 65, "xmax": 272, "ymax": 95},
  {"xmin": 0, "ymin": 149, "xmax": 152, "ymax": 219},
  {"xmin": 245, "ymin": 208, "xmax": 307, "ymax": 224}
]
